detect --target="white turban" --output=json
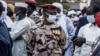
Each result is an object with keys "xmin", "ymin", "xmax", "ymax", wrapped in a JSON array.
[
  {"xmin": 68, "ymin": 10, "xmax": 76, "ymax": 16},
  {"xmin": 1, "ymin": 1, "xmax": 7, "ymax": 20},
  {"xmin": 52, "ymin": 2, "xmax": 63, "ymax": 12},
  {"xmin": 0, "ymin": 0, "xmax": 7, "ymax": 21},
  {"xmin": 52, "ymin": 2, "xmax": 64, "ymax": 16}
]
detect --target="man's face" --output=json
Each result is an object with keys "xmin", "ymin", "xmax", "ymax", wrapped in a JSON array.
[
  {"xmin": 15, "ymin": 7, "xmax": 20, "ymax": 15},
  {"xmin": 43, "ymin": 8, "xmax": 57, "ymax": 23},
  {"xmin": 57, "ymin": 8, "xmax": 61, "ymax": 13}
]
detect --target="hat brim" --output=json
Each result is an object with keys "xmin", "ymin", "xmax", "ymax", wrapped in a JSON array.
[
  {"xmin": 25, "ymin": 0, "xmax": 36, "ymax": 4},
  {"xmin": 41, "ymin": 4, "xmax": 57, "ymax": 9}
]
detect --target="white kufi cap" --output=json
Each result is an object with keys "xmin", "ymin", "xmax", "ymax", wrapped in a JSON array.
[{"xmin": 15, "ymin": 2, "xmax": 28, "ymax": 8}]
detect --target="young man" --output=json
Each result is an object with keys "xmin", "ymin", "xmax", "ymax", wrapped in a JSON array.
[
  {"xmin": 73, "ymin": 4, "xmax": 100, "ymax": 41},
  {"xmin": 26, "ymin": 4, "xmax": 66, "ymax": 56},
  {"xmin": 73, "ymin": 5, "xmax": 100, "ymax": 56},
  {"xmin": 10, "ymin": 2, "xmax": 35, "ymax": 56}
]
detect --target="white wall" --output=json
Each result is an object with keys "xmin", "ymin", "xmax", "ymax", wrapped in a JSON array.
[
  {"xmin": 63, "ymin": 2, "xmax": 87, "ymax": 10},
  {"xmin": 63, "ymin": 3, "xmax": 80, "ymax": 9},
  {"xmin": 80, "ymin": 3, "xmax": 87, "ymax": 10}
]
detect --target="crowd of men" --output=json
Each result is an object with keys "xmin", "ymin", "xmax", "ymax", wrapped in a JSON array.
[{"xmin": 0, "ymin": 0, "xmax": 100, "ymax": 56}]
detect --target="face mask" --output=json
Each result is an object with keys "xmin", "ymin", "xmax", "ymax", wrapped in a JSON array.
[
  {"xmin": 47, "ymin": 14, "xmax": 57, "ymax": 23},
  {"xmin": 7, "ymin": 11, "xmax": 13, "ymax": 17},
  {"xmin": 14, "ymin": 14, "xmax": 19, "ymax": 21},
  {"xmin": 87, "ymin": 15, "xmax": 95, "ymax": 23}
]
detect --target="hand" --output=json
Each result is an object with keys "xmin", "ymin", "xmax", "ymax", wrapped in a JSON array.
[{"xmin": 73, "ymin": 37, "xmax": 86, "ymax": 47}]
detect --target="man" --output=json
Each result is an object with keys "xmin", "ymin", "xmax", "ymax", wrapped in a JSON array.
[
  {"xmin": 73, "ymin": 5, "xmax": 100, "ymax": 56},
  {"xmin": 73, "ymin": 4, "xmax": 100, "ymax": 40},
  {"xmin": 26, "ymin": 4, "xmax": 66, "ymax": 56},
  {"xmin": 67, "ymin": 10, "xmax": 79, "ymax": 28},
  {"xmin": 1, "ymin": 1, "xmax": 13, "ymax": 31},
  {"xmin": 25, "ymin": 0, "xmax": 42, "ymax": 24},
  {"xmin": 10, "ymin": 2, "xmax": 35, "ymax": 56},
  {"xmin": 52, "ymin": 2, "xmax": 75, "ymax": 56},
  {"xmin": 0, "ymin": 1, "xmax": 13, "ymax": 56}
]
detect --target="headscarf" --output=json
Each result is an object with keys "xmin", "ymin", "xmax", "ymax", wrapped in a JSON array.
[
  {"xmin": 1, "ymin": 0, "xmax": 7, "ymax": 20},
  {"xmin": 7, "ymin": 4, "xmax": 15, "ymax": 21},
  {"xmin": 52, "ymin": 2, "xmax": 63, "ymax": 16},
  {"xmin": 0, "ymin": 0, "xmax": 3, "ymax": 22},
  {"xmin": 7, "ymin": 4, "xmax": 15, "ymax": 13}
]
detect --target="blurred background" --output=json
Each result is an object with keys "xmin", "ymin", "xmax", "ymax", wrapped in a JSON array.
[{"xmin": 4, "ymin": 0, "xmax": 91, "ymax": 10}]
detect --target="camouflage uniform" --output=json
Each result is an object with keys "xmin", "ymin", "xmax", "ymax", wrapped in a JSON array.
[{"xmin": 26, "ymin": 24, "xmax": 67, "ymax": 56}]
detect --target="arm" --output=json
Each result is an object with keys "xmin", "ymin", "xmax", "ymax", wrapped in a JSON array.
[
  {"xmin": 60, "ymin": 28, "xmax": 67, "ymax": 46},
  {"xmin": 10, "ymin": 21, "xmax": 30, "ymax": 41},
  {"xmin": 66, "ymin": 17, "xmax": 75, "ymax": 39},
  {"xmin": 73, "ymin": 27, "xmax": 84, "ymax": 56}
]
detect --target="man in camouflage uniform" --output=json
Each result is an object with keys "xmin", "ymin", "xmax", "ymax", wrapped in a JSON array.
[{"xmin": 26, "ymin": 4, "xmax": 67, "ymax": 56}]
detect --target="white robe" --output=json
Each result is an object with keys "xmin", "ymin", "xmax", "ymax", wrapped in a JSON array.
[
  {"xmin": 4, "ymin": 16, "xmax": 13, "ymax": 28},
  {"xmin": 10, "ymin": 17, "xmax": 35, "ymax": 56}
]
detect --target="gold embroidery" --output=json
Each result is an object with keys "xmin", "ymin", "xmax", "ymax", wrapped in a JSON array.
[{"xmin": 52, "ymin": 30, "xmax": 61, "ymax": 35}]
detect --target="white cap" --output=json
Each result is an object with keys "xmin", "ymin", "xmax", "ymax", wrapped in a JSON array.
[
  {"xmin": 76, "ymin": 11, "xmax": 81, "ymax": 15},
  {"xmin": 15, "ymin": 2, "xmax": 28, "ymax": 8},
  {"xmin": 68, "ymin": 10, "xmax": 76, "ymax": 16}
]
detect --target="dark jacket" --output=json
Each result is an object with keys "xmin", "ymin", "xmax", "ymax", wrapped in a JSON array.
[
  {"xmin": 0, "ymin": 21, "xmax": 13, "ymax": 56},
  {"xmin": 73, "ymin": 16, "xmax": 88, "ymax": 40}
]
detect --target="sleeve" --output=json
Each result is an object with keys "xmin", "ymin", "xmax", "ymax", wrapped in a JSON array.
[
  {"xmin": 27, "ymin": 29, "xmax": 37, "ymax": 55},
  {"xmin": 73, "ymin": 27, "xmax": 84, "ymax": 56},
  {"xmin": 10, "ymin": 21, "xmax": 30, "ymax": 41},
  {"xmin": 60, "ymin": 27, "xmax": 67, "ymax": 47},
  {"xmin": 66, "ymin": 17, "xmax": 75, "ymax": 39},
  {"xmin": 0, "ymin": 35, "xmax": 7, "ymax": 56},
  {"xmin": 73, "ymin": 46, "xmax": 81, "ymax": 56},
  {"xmin": 0, "ymin": 41, "xmax": 4, "ymax": 56},
  {"xmin": 74, "ymin": 26, "xmax": 86, "ymax": 56}
]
